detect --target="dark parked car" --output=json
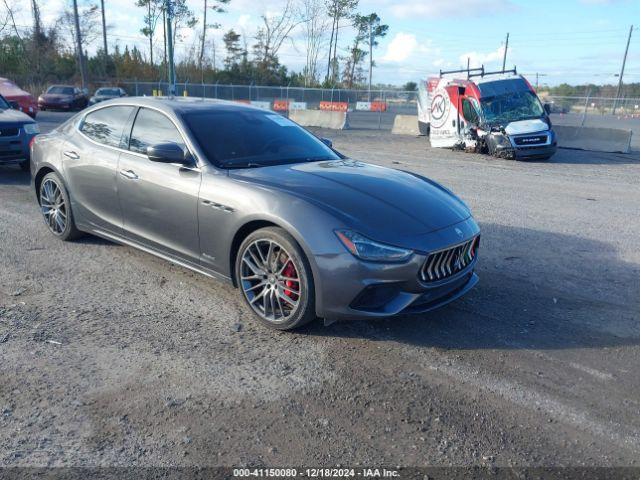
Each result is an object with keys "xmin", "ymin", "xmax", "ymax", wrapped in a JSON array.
[
  {"xmin": 0, "ymin": 93, "xmax": 39, "ymax": 171},
  {"xmin": 38, "ymin": 85, "xmax": 88, "ymax": 111},
  {"xmin": 89, "ymin": 87, "xmax": 127, "ymax": 106},
  {"xmin": 31, "ymin": 97, "xmax": 480, "ymax": 330}
]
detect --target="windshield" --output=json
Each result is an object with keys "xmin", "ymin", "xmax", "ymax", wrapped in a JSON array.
[
  {"xmin": 183, "ymin": 110, "xmax": 340, "ymax": 168},
  {"xmin": 97, "ymin": 88, "xmax": 119, "ymax": 96},
  {"xmin": 47, "ymin": 86, "xmax": 74, "ymax": 95},
  {"xmin": 480, "ymin": 90, "xmax": 544, "ymax": 126},
  {"xmin": 0, "ymin": 94, "xmax": 9, "ymax": 110}
]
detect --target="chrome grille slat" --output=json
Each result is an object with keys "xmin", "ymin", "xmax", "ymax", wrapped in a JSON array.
[{"xmin": 420, "ymin": 236, "xmax": 479, "ymax": 283}]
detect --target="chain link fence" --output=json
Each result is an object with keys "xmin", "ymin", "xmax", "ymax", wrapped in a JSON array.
[
  {"xmin": 543, "ymin": 95, "xmax": 640, "ymax": 118},
  {"xmin": 93, "ymin": 80, "xmax": 417, "ymax": 130}
]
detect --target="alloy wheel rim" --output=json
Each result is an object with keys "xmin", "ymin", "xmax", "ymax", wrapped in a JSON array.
[
  {"xmin": 240, "ymin": 239, "xmax": 301, "ymax": 323},
  {"xmin": 40, "ymin": 179, "xmax": 67, "ymax": 235}
]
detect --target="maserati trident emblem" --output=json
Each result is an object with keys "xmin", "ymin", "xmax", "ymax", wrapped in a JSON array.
[{"xmin": 455, "ymin": 228, "xmax": 464, "ymax": 238}]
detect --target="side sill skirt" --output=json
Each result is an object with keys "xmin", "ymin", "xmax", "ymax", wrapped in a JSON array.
[{"xmin": 90, "ymin": 228, "xmax": 233, "ymax": 285}]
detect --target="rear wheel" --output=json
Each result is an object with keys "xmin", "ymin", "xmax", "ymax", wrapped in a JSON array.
[
  {"xmin": 235, "ymin": 227, "xmax": 316, "ymax": 330},
  {"xmin": 39, "ymin": 172, "xmax": 83, "ymax": 241}
]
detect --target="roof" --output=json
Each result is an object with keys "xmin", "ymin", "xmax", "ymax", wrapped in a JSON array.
[
  {"xmin": 104, "ymin": 96, "xmax": 263, "ymax": 115},
  {"xmin": 473, "ymin": 73, "xmax": 521, "ymax": 84}
]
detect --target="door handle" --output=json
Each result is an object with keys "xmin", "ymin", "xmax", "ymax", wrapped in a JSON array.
[
  {"xmin": 119, "ymin": 169, "xmax": 139, "ymax": 180},
  {"xmin": 63, "ymin": 151, "xmax": 79, "ymax": 160}
]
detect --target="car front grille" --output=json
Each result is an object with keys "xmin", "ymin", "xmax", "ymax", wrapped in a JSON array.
[
  {"xmin": 514, "ymin": 135, "xmax": 547, "ymax": 146},
  {"xmin": 420, "ymin": 236, "xmax": 479, "ymax": 282},
  {"xmin": 0, "ymin": 127, "xmax": 19, "ymax": 137}
]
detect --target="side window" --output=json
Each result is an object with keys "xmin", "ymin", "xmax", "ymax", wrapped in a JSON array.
[
  {"xmin": 129, "ymin": 108, "xmax": 185, "ymax": 155},
  {"xmin": 79, "ymin": 106, "xmax": 134, "ymax": 147},
  {"xmin": 462, "ymin": 99, "xmax": 480, "ymax": 126}
]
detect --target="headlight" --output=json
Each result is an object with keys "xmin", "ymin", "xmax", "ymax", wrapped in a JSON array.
[
  {"xmin": 335, "ymin": 230, "xmax": 413, "ymax": 263},
  {"xmin": 23, "ymin": 123, "xmax": 40, "ymax": 134},
  {"xmin": 493, "ymin": 134, "xmax": 511, "ymax": 147}
]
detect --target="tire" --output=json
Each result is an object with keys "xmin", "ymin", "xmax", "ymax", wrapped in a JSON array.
[
  {"xmin": 38, "ymin": 172, "xmax": 83, "ymax": 241},
  {"xmin": 19, "ymin": 160, "xmax": 30, "ymax": 172},
  {"xmin": 235, "ymin": 226, "xmax": 316, "ymax": 330}
]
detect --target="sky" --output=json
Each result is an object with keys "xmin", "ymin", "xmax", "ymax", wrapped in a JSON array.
[{"xmin": 13, "ymin": 0, "xmax": 640, "ymax": 87}]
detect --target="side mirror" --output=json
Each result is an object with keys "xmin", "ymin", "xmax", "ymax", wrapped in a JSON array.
[
  {"xmin": 147, "ymin": 142, "xmax": 190, "ymax": 164},
  {"xmin": 8, "ymin": 101, "xmax": 19, "ymax": 110},
  {"xmin": 544, "ymin": 103, "xmax": 551, "ymax": 115},
  {"xmin": 320, "ymin": 137, "xmax": 333, "ymax": 148}
]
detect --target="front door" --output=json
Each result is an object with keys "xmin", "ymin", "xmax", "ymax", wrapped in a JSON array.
[{"xmin": 117, "ymin": 107, "xmax": 202, "ymax": 263}]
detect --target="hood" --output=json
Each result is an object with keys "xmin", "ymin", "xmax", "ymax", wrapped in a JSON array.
[
  {"xmin": 2, "ymin": 93, "xmax": 33, "ymax": 102},
  {"xmin": 229, "ymin": 160, "xmax": 471, "ymax": 240},
  {"xmin": 504, "ymin": 118, "xmax": 549, "ymax": 135},
  {"xmin": 0, "ymin": 107, "xmax": 34, "ymax": 123}
]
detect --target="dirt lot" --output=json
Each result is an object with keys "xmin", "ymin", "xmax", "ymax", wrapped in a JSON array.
[{"xmin": 1, "ymin": 112, "xmax": 640, "ymax": 468}]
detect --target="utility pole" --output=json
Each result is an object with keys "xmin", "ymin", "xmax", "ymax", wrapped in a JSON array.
[
  {"xmin": 368, "ymin": 21, "xmax": 373, "ymax": 101},
  {"xmin": 72, "ymin": 0, "xmax": 87, "ymax": 89},
  {"xmin": 165, "ymin": 0, "xmax": 176, "ymax": 96},
  {"xmin": 31, "ymin": 0, "xmax": 42, "ymax": 75},
  {"xmin": 502, "ymin": 32, "xmax": 509, "ymax": 71},
  {"xmin": 100, "ymin": 0, "xmax": 108, "ymax": 72},
  {"xmin": 612, "ymin": 25, "xmax": 633, "ymax": 114}
]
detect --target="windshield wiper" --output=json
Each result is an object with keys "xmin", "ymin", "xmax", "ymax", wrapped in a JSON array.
[{"xmin": 224, "ymin": 162, "xmax": 265, "ymax": 169}]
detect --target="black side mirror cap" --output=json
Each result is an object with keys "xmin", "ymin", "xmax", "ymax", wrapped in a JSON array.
[
  {"xmin": 8, "ymin": 101, "xmax": 19, "ymax": 109},
  {"xmin": 320, "ymin": 137, "xmax": 333, "ymax": 148},
  {"xmin": 544, "ymin": 103, "xmax": 551, "ymax": 115},
  {"xmin": 147, "ymin": 142, "xmax": 190, "ymax": 164}
]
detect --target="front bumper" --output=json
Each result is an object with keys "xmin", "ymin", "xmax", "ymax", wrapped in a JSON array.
[
  {"xmin": 0, "ymin": 130, "xmax": 33, "ymax": 164},
  {"xmin": 314, "ymin": 218, "xmax": 480, "ymax": 321},
  {"xmin": 493, "ymin": 129, "xmax": 558, "ymax": 160},
  {"xmin": 38, "ymin": 101, "xmax": 72, "ymax": 109}
]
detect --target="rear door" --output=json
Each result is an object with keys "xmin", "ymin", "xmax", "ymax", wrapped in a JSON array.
[
  {"xmin": 64, "ymin": 105, "xmax": 135, "ymax": 234},
  {"xmin": 117, "ymin": 107, "xmax": 202, "ymax": 263},
  {"xmin": 429, "ymin": 85, "xmax": 463, "ymax": 148}
]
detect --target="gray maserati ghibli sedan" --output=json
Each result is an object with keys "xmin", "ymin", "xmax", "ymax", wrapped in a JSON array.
[{"xmin": 30, "ymin": 97, "xmax": 480, "ymax": 330}]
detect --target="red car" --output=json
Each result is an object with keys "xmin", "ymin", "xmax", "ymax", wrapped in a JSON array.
[{"xmin": 0, "ymin": 78, "xmax": 38, "ymax": 118}]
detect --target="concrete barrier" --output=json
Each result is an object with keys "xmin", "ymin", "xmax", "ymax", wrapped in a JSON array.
[
  {"xmin": 289, "ymin": 110, "xmax": 349, "ymax": 129},
  {"xmin": 554, "ymin": 125, "xmax": 632, "ymax": 153},
  {"xmin": 391, "ymin": 115, "xmax": 421, "ymax": 136},
  {"xmin": 250, "ymin": 101, "xmax": 271, "ymax": 110}
]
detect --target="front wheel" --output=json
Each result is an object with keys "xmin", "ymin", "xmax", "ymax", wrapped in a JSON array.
[
  {"xmin": 235, "ymin": 227, "xmax": 316, "ymax": 330},
  {"xmin": 39, "ymin": 172, "xmax": 83, "ymax": 241}
]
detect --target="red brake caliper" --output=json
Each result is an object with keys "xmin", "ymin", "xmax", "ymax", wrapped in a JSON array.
[{"xmin": 282, "ymin": 261, "xmax": 299, "ymax": 301}]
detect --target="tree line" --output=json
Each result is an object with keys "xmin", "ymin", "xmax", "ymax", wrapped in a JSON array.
[{"xmin": 0, "ymin": 0, "xmax": 391, "ymax": 91}]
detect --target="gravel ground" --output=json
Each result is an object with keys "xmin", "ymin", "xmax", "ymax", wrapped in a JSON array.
[{"xmin": 1, "ymin": 112, "xmax": 639, "ymax": 468}]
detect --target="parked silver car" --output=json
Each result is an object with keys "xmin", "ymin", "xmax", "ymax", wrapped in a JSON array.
[{"xmin": 30, "ymin": 97, "xmax": 480, "ymax": 330}]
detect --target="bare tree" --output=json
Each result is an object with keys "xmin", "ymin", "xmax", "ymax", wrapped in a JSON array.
[
  {"xmin": 60, "ymin": 2, "xmax": 101, "ymax": 54},
  {"xmin": 137, "ymin": 0, "xmax": 163, "ymax": 64},
  {"xmin": 170, "ymin": 0, "xmax": 197, "ymax": 51},
  {"xmin": 324, "ymin": 0, "xmax": 357, "ymax": 83},
  {"xmin": 2, "ymin": 0, "xmax": 23, "ymax": 41},
  {"xmin": 298, "ymin": 0, "xmax": 330, "ymax": 86},
  {"xmin": 199, "ymin": 0, "xmax": 230, "ymax": 72},
  {"xmin": 253, "ymin": 0, "xmax": 301, "ymax": 69}
]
